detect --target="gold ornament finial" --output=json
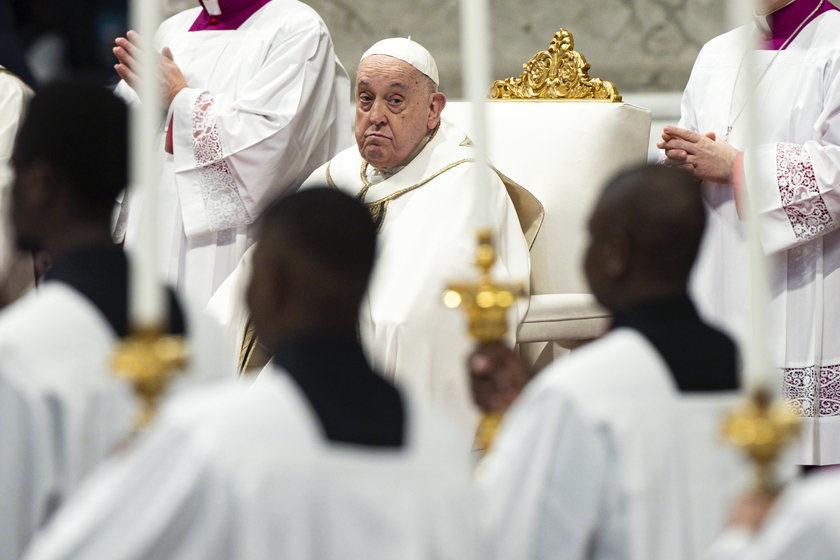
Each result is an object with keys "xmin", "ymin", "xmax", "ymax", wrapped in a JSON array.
[
  {"xmin": 443, "ymin": 229, "xmax": 526, "ymax": 345},
  {"xmin": 721, "ymin": 387, "xmax": 800, "ymax": 493},
  {"xmin": 490, "ymin": 29, "xmax": 622, "ymax": 102},
  {"xmin": 112, "ymin": 326, "xmax": 189, "ymax": 430}
]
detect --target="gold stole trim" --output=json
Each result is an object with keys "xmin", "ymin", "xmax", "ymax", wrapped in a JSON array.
[{"xmin": 353, "ymin": 158, "xmax": 475, "ymax": 230}]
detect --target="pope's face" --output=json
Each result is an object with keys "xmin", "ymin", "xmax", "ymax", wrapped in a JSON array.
[{"xmin": 355, "ymin": 55, "xmax": 443, "ymax": 169}]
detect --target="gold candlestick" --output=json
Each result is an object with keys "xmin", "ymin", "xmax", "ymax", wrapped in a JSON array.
[
  {"xmin": 444, "ymin": 229, "xmax": 527, "ymax": 452},
  {"xmin": 721, "ymin": 387, "xmax": 800, "ymax": 493},
  {"xmin": 112, "ymin": 326, "xmax": 189, "ymax": 430}
]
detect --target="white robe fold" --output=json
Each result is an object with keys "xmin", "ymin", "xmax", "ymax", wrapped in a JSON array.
[
  {"xmin": 679, "ymin": 12, "xmax": 840, "ymax": 463},
  {"xmin": 479, "ymin": 328, "xmax": 749, "ymax": 560},
  {"xmin": 22, "ymin": 369, "xmax": 476, "ymax": 560},
  {"xmin": 116, "ymin": 0, "xmax": 352, "ymax": 306},
  {"xmin": 302, "ymin": 119, "xmax": 531, "ymax": 430}
]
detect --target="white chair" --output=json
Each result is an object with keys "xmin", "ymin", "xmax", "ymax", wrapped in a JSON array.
[{"xmin": 444, "ymin": 30, "xmax": 651, "ymax": 370}]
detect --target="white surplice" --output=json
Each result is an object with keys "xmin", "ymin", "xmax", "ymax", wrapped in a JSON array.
[
  {"xmin": 0, "ymin": 67, "xmax": 34, "ymax": 306},
  {"xmin": 704, "ymin": 469, "xmax": 840, "ymax": 560},
  {"xmin": 302, "ymin": 119, "xmax": 531, "ymax": 431},
  {"xmin": 478, "ymin": 328, "xmax": 749, "ymax": 560},
  {"xmin": 115, "ymin": 0, "xmax": 352, "ymax": 307},
  {"xmin": 23, "ymin": 368, "xmax": 476, "ymax": 560},
  {"xmin": 0, "ymin": 280, "xmax": 229, "ymax": 560},
  {"xmin": 678, "ymin": 12, "xmax": 840, "ymax": 464},
  {"xmin": 0, "ymin": 283, "xmax": 134, "ymax": 560}
]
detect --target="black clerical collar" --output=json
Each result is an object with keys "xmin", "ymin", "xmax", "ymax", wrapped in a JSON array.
[
  {"xmin": 611, "ymin": 294, "xmax": 699, "ymax": 332},
  {"xmin": 611, "ymin": 294, "xmax": 739, "ymax": 393},
  {"xmin": 272, "ymin": 332, "xmax": 405, "ymax": 448},
  {"xmin": 45, "ymin": 244, "xmax": 185, "ymax": 338}
]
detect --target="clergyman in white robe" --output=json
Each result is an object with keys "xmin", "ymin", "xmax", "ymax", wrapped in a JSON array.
[
  {"xmin": 21, "ymin": 363, "xmax": 477, "ymax": 560},
  {"xmin": 303, "ymin": 117, "xmax": 532, "ymax": 430},
  {"xmin": 115, "ymin": 0, "xmax": 352, "ymax": 307},
  {"xmin": 673, "ymin": 0, "xmax": 840, "ymax": 464}
]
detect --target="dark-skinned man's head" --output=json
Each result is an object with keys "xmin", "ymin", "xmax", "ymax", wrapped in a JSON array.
[
  {"xmin": 246, "ymin": 188, "xmax": 377, "ymax": 351},
  {"xmin": 584, "ymin": 164, "xmax": 705, "ymax": 313},
  {"xmin": 11, "ymin": 79, "xmax": 127, "ymax": 255}
]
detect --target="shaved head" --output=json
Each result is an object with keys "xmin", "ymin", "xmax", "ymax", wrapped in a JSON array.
[
  {"xmin": 246, "ymin": 188, "xmax": 378, "ymax": 348},
  {"xmin": 584, "ymin": 165, "xmax": 706, "ymax": 310}
]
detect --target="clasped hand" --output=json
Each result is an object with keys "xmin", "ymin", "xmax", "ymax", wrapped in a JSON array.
[
  {"xmin": 114, "ymin": 30, "xmax": 187, "ymax": 110},
  {"xmin": 657, "ymin": 126, "xmax": 738, "ymax": 185}
]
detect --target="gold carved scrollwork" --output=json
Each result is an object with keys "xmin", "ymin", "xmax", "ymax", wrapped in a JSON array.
[{"xmin": 491, "ymin": 29, "xmax": 622, "ymax": 102}]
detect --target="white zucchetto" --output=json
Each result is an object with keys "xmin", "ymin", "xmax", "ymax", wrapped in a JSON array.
[{"xmin": 360, "ymin": 38, "xmax": 439, "ymax": 85}]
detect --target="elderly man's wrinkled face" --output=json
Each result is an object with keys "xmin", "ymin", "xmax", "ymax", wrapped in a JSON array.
[{"xmin": 355, "ymin": 55, "xmax": 445, "ymax": 169}]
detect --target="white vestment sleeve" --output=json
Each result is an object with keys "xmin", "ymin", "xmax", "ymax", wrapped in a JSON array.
[
  {"xmin": 477, "ymin": 384, "xmax": 626, "ymax": 560},
  {"xmin": 166, "ymin": 21, "xmax": 344, "ymax": 237},
  {"xmin": 745, "ymin": 58, "xmax": 840, "ymax": 254}
]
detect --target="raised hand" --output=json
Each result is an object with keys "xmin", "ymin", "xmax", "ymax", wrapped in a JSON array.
[{"xmin": 114, "ymin": 31, "xmax": 187, "ymax": 109}]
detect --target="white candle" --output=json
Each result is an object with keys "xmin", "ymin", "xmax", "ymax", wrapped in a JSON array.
[
  {"xmin": 458, "ymin": 0, "xmax": 493, "ymax": 230},
  {"xmin": 729, "ymin": 0, "xmax": 775, "ymax": 392},
  {"xmin": 127, "ymin": 0, "xmax": 166, "ymax": 330}
]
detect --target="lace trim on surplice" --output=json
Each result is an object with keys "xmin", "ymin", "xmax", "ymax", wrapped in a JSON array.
[
  {"xmin": 776, "ymin": 143, "xmax": 835, "ymax": 242},
  {"xmin": 784, "ymin": 364, "xmax": 840, "ymax": 417},
  {"xmin": 192, "ymin": 92, "xmax": 251, "ymax": 238}
]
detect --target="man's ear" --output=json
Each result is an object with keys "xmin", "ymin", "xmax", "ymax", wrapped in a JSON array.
[
  {"xmin": 427, "ymin": 92, "xmax": 446, "ymax": 130},
  {"xmin": 16, "ymin": 160, "xmax": 58, "ymax": 211},
  {"xmin": 602, "ymin": 227, "xmax": 633, "ymax": 279}
]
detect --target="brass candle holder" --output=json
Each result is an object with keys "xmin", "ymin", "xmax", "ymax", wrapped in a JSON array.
[
  {"xmin": 444, "ymin": 229, "xmax": 526, "ymax": 452},
  {"xmin": 112, "ymin": 325, "xmax": 189, "ymax": 430},
  {"xmin": 721, "ymin": 387, "xmax": 800, "ymax": 494}
]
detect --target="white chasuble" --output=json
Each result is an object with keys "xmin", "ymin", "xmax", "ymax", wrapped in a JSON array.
[
  {"xmin": 679, "ymin": 13, "xmax": 840, "ymax": 464},
  {"xmin": 302, "ymin": 118, "xmax": 531, "ymax": 431},
  {"xmin": 478, "ymin": 329, "xmax": 748, "ymax": 560},
  {"xmin": 23, "ymin": 370, "xmax": 477, "ymax": 560},
  {"xmin": 115, "ymin": 0, "xmax": 352, "ymax": 307}
]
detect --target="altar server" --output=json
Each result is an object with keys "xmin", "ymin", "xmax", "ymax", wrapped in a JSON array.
[
  {"xmin": 23, "ymin": 188, "xmax": 476, "ymax": 560},
  {"xmin": 705, "ymin": 469, "xmax": 840, "ymax": 560},
  {"xmin": 1, "ymin": 79, "xmax": 228, "ymax": 560},
  {"xmin": 473, "ymin": 165, "xmax": 747, "ymax": 560}
]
